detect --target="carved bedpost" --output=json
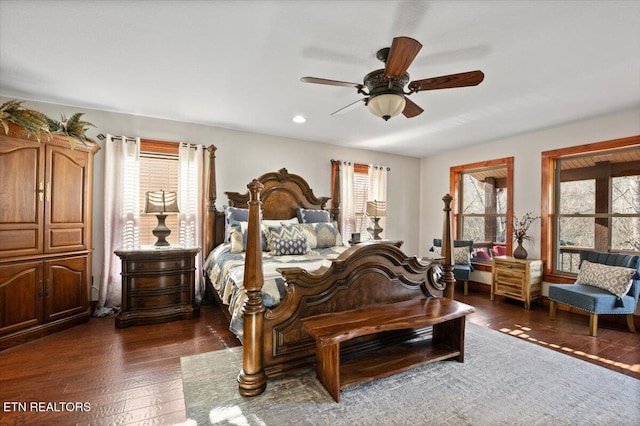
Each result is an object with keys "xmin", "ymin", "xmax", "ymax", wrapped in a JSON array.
[
  {"xmin": 330, "ymin": 160, "xmax": 341, "ymax": 230},
  {"xmin": 441, "ymin": 194, "xmax": 456, "ymax": 299},
  {"xmin": 204, "ymin": 145, "xmax": 218, "ymax": 256},
  {"xmin": 238, "ymin": 179, "xmax": 267, "ymax": 397}
]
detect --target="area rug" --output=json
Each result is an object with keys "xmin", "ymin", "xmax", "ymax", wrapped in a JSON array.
[{"xmin": 181, "ymin": 323, "xmax": 639, "ymax": 425}]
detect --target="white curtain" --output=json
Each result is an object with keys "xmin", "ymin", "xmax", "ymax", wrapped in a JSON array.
[
  {"xmin": 178, "ymin": 143, "xmax": 205, "ymax": 302},
  {"xmin": 368, "ymin": 165, "xmax": 388, "ymax": 238},
  {"xmin": 339, "ymin": 162, "xmax": 355, "ymax": 245},
  {"xmin": 95, "ymin": 135, "xmax": 140, "ymax": 316}
]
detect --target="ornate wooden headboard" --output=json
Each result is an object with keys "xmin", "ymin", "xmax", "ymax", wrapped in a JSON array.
[
  {"xmin": 226, "ymin": 168, "xmax": 330, "ymax": 220},
  {"xmin": 202, "ymin": 152, "xmax": 332, "ymax": 256}
]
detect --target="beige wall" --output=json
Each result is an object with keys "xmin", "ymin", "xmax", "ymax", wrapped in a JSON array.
[
  {"xmin": 419, "ymin": 107, "xmax": 640, "ymax": 306},
  {"xmin": 5, "ymin": 97, "xmax": 639, "ymax": 305},
  {"xmin": 2, "ymin": 97, "xmax": 422, "ymax": 299}
]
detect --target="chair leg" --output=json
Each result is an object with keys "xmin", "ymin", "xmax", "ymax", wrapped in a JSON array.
[
  {"xmin": 463, "ymin": 280, "xmax": 468, "ymax": 296},
  {"xmin": 627, "ymin": 314, "xmax": 636, "ymax": 333},
  {"xmin": 589, "ymin": 313, "xmax": 598, "ymax": 337},
  {"xmin": 549, "ymin": 300, "xmax": 556, "ymax": 320}
]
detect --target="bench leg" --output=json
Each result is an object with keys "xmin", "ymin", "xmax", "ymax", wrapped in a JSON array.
[
  {"xmin": 589, "ymin": 313, "xmax": 598, "ymax": 337},
  {"xmin": 316, "ymin": 341, "xmax": 341, "ymax": 402},
  {"xmin": 549, "ymin": 300, "xmax": 556, "ymax": 320},
  {"xmin": 627, "ymin": 314, "xmax": 636, "ymax": 333}
]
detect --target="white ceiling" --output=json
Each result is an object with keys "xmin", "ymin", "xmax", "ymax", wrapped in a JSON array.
[{"xmin": 1, "ymin": 1, "xmax": 639, "ymax": 158}]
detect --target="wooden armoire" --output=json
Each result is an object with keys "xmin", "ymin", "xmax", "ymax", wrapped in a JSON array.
[{"xmin": 0, "ymin": 123, "xmax": 99, "ymax": 350}]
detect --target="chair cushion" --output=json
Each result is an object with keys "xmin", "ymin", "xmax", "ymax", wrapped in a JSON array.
[
  {"xmin": 549, "ymin": 284, "xmax": 636, "ymax": 314},
  {"xmin": 453, "ymin": 264, "xmax": 472, "ymax": 281},
  {"xmin": 575, "ymin": 260, "xmax": 636, "ymax": 299}
]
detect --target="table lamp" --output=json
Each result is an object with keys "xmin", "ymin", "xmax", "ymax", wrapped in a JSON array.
[
  {"xmin": 144, "ymin": 190, "xmax": 180, "ymax": 246},
  {"xmin": 366, "ymin": 200, "xmax": 386, "ymax": 240}
]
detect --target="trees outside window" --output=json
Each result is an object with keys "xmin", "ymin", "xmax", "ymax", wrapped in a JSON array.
[
  {"xmin": 542, "ymin": 136, "xmax": 640, "ymax": 279},
  {"xmin": 450, "ymin": 158, "xmax": 513, "ymax": 261}
]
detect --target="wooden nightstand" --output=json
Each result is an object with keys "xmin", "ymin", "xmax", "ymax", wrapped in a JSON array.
[
  {"xmin": 491, "ymin": 256, "xmax": 542, "ymax": 309},
  {"xmin": 114, "ymin": 246, "xmax": 200, "ymax": 328}
]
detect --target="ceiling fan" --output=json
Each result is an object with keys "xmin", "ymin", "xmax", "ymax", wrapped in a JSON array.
[{"xmin": 301, "ymin": 36, "xmax": 485, "ymax": 121}]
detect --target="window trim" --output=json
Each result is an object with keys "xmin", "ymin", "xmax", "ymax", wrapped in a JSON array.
[
  {"xmin": 450, "ymin": 157, "xmax": 514, "ymax": 256},
  {"xmin": 541, "ymin": 135, "xmax": 640, "ymax": 282}
]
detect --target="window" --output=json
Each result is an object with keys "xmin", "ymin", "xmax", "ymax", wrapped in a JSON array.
[
  {"xmin": 541, "ymin": 136, "xmax": 640, "ymax": 278},
  {"xmin": 351, "ymin": 164, "xmax": 370, "ymax": 237},
  {"xmin": 450, "ymin": 158, "xmax": 514, "ymax": 261},
  {"xmin": 139, "ymin": 139, "xmax": 179, "ymax": 246},
  {"xmin": 332, "ymin": 161, "xmax": 387, "ymax": 242}
]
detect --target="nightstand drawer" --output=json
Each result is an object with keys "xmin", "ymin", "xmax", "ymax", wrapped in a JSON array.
[
  {"xmin": 130, "ymin": 292, "xmax": 189, "ymax": 310},
  {"xmin": 494, "ymin": 260, "xmax": 526, "ymax": 272},
  {"xmin": 128, "ymin": 258, "xmax": 191, "ymax": 272},
  {"xmin": 128, "ymin": 273, "xmax": 189, "ymax": 290}
]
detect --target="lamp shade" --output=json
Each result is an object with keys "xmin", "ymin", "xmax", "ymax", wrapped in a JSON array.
[
  {"xmin": 367, "ymin": 93, "xmax": 406, "ymax": 121},
  {"xmin": 366, "ymin": 200, "xmax": 387, "ymax": 217},
  {"xmin": 144, "ymin": 190, "xmax": 180, "ymax": 214}
]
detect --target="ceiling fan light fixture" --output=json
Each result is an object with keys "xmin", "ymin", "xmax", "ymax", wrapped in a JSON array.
[{"xmin": 367, "ymin": 93, "xmax": 406, "ymax": 121}]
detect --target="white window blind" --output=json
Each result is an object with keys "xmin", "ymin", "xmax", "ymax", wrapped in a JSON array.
[
  {"xmin": 353, "ymin": 165, "xmax": 369, "ymax": 235},
  {"xmin": 139, "ymin": 153, "xmax": 179, "ymax": 246}
]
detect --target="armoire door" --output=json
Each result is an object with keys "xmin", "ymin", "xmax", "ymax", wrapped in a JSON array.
[
  {"xmin": 0, "ymin": 137, "xmax": 44, "ymax": 258},
  {"xmin": 44, "ymin": 255, "xmax": 89, "ymax": 322},
  {"xmin": 44, "ymin": 145, "xmax": 90, "ymax": 254},
  {"xmin": 0, "ymin": 260, "xmax": 44, "ymax": 335}
]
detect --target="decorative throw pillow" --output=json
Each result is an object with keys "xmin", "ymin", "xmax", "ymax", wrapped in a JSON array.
[
  {"xmin": 296, "ymin": 208, "xmax": 330, "ymax": 224},
  {"xmin": 294, "ymin": 223, "xmax": 317, "ymax": 249},
  {"xmin": 432, "ymin": 246, "xmax": 471, "ymax": 265},
  {"xmin": 266, "ymin": 224, "xmax": 307, "ymax": 252},
  {"xmin": 575, "ymin": 260, "xmax": 636, "ymax": 298},
  {"xmin": 228, "ymin": 225, "xmax": 246, "ymax": 253},
  {"xmin": 263, "ymin": 218, "xmax": 298, "ymax": 227},
  {"xmin": 271, "ymin": 237, "xmax": 308, "ymax": 256},
  {"xmin": 224, "ymin": 206, "xmax": 249, "ymax": 242},
  {"xmin": 228, "ymin": 221, "xmax": 269, "ymax": 253},
  {"xmin": 313, "ymin": 222, "xmax": 344, "ymax": 248}
]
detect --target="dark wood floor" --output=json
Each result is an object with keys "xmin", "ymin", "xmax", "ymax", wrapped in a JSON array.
[{"xmin": 1, "ymin": 288, "xmax": 638, "ymax": 425}]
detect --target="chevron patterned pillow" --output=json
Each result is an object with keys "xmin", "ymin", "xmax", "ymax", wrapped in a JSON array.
[{"xmin": 266, "ymin": 225, "xmax": 307, "ymax": 252}]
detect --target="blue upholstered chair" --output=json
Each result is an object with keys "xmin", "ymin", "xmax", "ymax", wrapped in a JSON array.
[
  {"xmin": 432, "ymin": 239, "xmax": 474, "ymax": 295},
  {"xmin": 548, "ymin": 250, "xmax": 640, "ymax": 337}
]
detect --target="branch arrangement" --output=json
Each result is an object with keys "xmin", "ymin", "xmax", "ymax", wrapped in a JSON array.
[{"xmin": 513, "ymin": 212, "xmax": 540, "ymax": 242}]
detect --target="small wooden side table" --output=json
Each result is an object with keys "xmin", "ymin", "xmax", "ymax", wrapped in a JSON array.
[
  {"xmin": 491, "ymin": 256, "xmax": 542, "ymax": 309},
  {"xmin": 114, "ymin": 246, "xmax": 200, "ymax": 328}
]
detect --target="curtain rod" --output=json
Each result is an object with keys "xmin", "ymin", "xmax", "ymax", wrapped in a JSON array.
[
  {"xmin": 97, "ymin": 134, "xmax": 201, "ymax": 149},
  {"xmin": 332, "ymin": 159, "xmax": 391, "ymax": 171},
  {"xmin": 96, "ymin": 134, "xmax": 137, "ymax": 142}
]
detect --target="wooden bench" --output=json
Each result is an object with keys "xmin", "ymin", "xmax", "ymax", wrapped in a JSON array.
[{"xmin": 302, "ymin": 297, "xmax": 475, "ymax": 402}]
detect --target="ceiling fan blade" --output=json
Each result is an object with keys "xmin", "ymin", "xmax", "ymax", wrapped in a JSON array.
[
  {"xmin": 384, "ymin": 37, "xmax": 422, "ymax": 80},
  {"xmin": 408, "ymin": 70, "xmax": 485, "ymax": 92},
  {"xmin": 402, "ymin": 97, "xmax": 424, "ymax": 118},
  {"xmin": 331, "ymin": 98, "xmax": 367, "ymax": 116},
  {"xmin": 301, "ymin": 76, "xmax": 363, "ymax": 89}
]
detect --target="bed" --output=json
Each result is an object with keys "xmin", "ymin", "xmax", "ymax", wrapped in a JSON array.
[{"xmin": 202, "ymin": 148, "xmax": 457, "ymax": 396}]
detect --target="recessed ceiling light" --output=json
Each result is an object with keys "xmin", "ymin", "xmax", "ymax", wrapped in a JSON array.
[{"xmin": 292, "ymin": 115, "xmax": 306, "ymax": 123}]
